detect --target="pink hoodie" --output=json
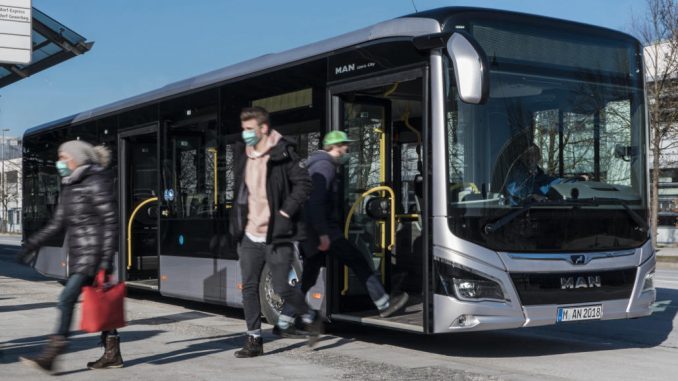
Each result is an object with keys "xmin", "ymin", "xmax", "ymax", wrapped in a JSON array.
[{"xmin": 244, "ymin": 130, "xmax": 283, "ymax": 240}]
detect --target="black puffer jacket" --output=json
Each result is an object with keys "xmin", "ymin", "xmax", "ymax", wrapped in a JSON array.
[
  {"xmin": 229, "ymin": 138, "xmax": 311, "ymax": 245},
  {"xmin": 26, "ymin": 164, "xmax": 118, "ymax": 277}
]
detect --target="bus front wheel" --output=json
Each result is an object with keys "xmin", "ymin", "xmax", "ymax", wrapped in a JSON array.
[{"xmin": 259, "ymin": 260, "xmax": 303, "ymax": 325}]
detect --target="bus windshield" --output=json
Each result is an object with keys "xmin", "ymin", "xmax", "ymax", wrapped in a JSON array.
[{"xmin": 444, "ymin": 19, "xmax": 648, "ymax": 252}]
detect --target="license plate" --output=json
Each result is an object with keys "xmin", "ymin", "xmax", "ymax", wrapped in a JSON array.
[{"xmin": 557, "ymin": 305, "xmax": 602, "ymax": 322}]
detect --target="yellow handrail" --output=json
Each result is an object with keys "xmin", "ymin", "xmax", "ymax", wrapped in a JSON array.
[
  {"xmin": 396, "ymin": 213, "xmax": 421, "ymax": 220},
  {"xmin": 127, "ymin": 197, "xmax": 159, "ymax": 270},
  {"xmin": 341, "ymin": 185, "xmax": 396, "ymax": 295},
  {"xmin": 383, "ymin": 82, "xmax": 399, "ymax": 97},
  {"xmin": 402, "ymin": 109, "xmax": 422, "ymax": 145}
]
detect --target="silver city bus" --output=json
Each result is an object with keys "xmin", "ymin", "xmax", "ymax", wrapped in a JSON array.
[{"xmin": 23, "ymin": 7, "xmax": 655, "ymax": 334}]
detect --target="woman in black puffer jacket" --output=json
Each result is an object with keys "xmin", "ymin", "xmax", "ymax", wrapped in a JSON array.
[{"xmin": 18, "ymin": 140, "xmax": 123, "ymax": 373}]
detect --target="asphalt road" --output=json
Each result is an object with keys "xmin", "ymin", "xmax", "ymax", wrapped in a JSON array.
[{"xmin": 0, "ymin": 238, "xmax": 676, "ymax": 380}]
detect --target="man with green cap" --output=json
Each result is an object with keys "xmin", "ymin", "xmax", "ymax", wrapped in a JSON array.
[{"xmin": 295, "ymin": 130, "xmax": 408, "ymax": 320}]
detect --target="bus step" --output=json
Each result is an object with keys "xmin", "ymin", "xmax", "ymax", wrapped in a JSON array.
[{"xmin": 135, "ymin": 256, "xmax": 159, "ymax": 271}]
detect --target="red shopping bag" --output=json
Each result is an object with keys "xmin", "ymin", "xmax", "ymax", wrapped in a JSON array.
[{"xmin": 80, "ymin": 270, "xmax": 126, "ymax": 333}]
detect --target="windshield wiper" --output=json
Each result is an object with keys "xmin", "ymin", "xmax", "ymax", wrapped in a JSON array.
[
  {"xmin": 564, "ymin": 197, "xmax": 648, "ymax": 233},
  {"xmin": 483, "ymin": 197, "xmax": 647, "ymax": 235},
  {"xmin": 483, "ymin": 200, "xmax": 540, "ymax": 234}
]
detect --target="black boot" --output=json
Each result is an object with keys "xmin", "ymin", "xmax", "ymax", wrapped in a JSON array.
[
  {"xmin": 87, "ymin": 333, "xmax": 124, "ymax": 369},
  {"xmin": 19, "ymin": 335, "xmax": 68, "ymax": 372},
  {"xmin": 303, "ymin": 314, "xmax": 323, "ymax": 348},
  {"xmin": 234, "ymin": 335, "xmax": 263, "ymax": 358}
]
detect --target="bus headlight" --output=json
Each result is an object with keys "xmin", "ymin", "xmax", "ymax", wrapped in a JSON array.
[
  {"xmin": 643, "ymin": 269, "xmax": 655, "ymax": 292},
  {"xmin": 435, "ymin": 258, "xmax": 509, "ymax": 302}
]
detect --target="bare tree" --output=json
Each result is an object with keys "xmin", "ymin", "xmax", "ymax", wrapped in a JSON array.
[
  {"xmin": 0, "ymin": 159, "xmax": 22, "ymax": 233},
  {"xmin": 632, "ymin": 0, "xmax": 678, "ymax": 247}
]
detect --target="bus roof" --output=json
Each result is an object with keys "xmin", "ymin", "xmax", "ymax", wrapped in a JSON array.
[
  {"xmin": 25, "ymin": 6, "xmax": 637, "ymax": 138},
  {"xmin": 25, "ymin": 16, "xmax": 441, "ymax": 137}
]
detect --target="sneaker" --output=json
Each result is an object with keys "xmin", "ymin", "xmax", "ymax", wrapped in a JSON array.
[
  {"xmin": 379, "ymin": 292, "xmax": 409, "ymax": 318},
  {"xmin": 272, "ymin": 325, "xmax": 309, "ymax": 339}
]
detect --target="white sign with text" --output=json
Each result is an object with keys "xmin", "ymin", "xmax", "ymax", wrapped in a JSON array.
[{"xmin": 0, "ymin": 0, "xmax": 31, "ymax": 64}]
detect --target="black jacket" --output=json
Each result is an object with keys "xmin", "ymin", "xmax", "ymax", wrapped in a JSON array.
[
  {"xmin": 26, "ymin": 164, "xmax": 118, "ymax": 277},
  {"xmin": 302, "ymin": 151, "xmax": 343, "ymax": 256},
  {"xmin": 229, "ymin": 137, "xmax": 311, "ymax": 245}
]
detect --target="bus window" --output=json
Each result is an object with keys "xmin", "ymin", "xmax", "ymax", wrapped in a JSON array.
[
  {"xmin": 22, "ymin": 133, "xmax": 61, "ymax": 237},
  {"xmin": 164, "ymin": 119, "xmax": 218, "ymax": 218}
]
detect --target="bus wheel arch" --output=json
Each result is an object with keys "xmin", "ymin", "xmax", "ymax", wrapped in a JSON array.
[{"xmin": 259, "ymin": 260, "xmax": 303, "ymax": 325}]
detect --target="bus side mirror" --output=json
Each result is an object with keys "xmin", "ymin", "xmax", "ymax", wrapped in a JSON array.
[{"xmin": 446, "ymin": 32, "xmax": 489, "ymax": 104}]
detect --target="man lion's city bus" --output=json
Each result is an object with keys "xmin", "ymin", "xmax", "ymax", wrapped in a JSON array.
[{"xmin": 22, "ymin": 7, "xmax": 655, "ymax": 334}]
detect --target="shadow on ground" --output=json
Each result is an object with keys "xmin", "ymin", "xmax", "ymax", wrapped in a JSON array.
[{"xmin": 325, "ymin": 288, "xmax": 676, "ymax": 358}]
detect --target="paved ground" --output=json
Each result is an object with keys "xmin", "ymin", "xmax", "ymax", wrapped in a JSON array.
[{"xmin": 1, "ymin": 235, "xmax": 677, "ymax": 380}]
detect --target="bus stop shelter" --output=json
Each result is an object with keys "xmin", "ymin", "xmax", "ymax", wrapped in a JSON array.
[{"xmin": 0, "ymin": 7, "xmax": 93, "ymax": 88}]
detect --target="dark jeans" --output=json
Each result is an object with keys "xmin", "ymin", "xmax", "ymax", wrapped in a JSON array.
[
  {"xmin": 301, "ymin": 237, "xmax": 387, "ymax": 304},
  {"xmin": 238, "ymin": 236, "xmax": 309, "ymax": 332},
  {"xmin": 56, "ymin": 273, "xmax": 92, "ymax": 337},
  {"xmin": 55, "ymin": 273, "xmax": 118, "ymax": 338}
]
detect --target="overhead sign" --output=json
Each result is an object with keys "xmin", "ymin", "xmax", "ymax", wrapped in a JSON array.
[{"xmin": 0, "ymin": 0, "xmax": 31, "ymax": 65}]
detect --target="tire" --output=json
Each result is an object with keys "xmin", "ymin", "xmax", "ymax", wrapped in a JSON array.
[{"xmin": 259, "ymin": 257, "xmax": 303, "ymax": 325}]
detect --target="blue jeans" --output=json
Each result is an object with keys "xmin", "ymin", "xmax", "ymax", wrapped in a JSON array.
[
  {"xmin": 55, "ymin": 273, "xmax": 92, "ymax": 337},
  {"xmin": 301, "ymin": 237, "xmax": 387, "ymax": 304},
  {"xmin": 55, "ymin": 273, "xmax": 119, "ymax": 338}
]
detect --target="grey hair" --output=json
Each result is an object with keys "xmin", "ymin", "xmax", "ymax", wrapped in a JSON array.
[
  {"xmin": 92, "ymin": 145, "xmax": 112, "ymax": 168},
  {"xmin": 59, "ymin": 140, "xmax": 112, "ymax": 168}
]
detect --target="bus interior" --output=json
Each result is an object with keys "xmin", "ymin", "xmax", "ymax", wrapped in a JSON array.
[{"xmin": 330, "ymin": 75, "xmax": 425, "ymax": 329}]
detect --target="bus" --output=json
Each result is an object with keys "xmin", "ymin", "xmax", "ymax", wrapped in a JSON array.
[{"xmin": 22, "ymin": 7, "xmax": 655, "ymax": 334}]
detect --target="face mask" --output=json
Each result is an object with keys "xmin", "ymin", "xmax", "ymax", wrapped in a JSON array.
[
  {"xmin": 338, "ymin": 153, "xmax": 351, "ymax": 165},
  {"xmin": 56, "ymin": 160, "xmax": 72, "ymax": 177},
  {"xmin": 241, "ymin": 130, "xmax": 260, "ymax": 146}
]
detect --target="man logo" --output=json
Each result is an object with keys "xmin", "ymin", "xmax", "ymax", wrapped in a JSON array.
[
  {"xmin": 335, "ymin": 64, "xmax": 355, "ymax": 75},
  {"xmin": 560, "ymin": 275, "xmax": 602, "ymax": 289},
  {"xmin": 570, "ymin": 255, "xmax": 586, "ymax": 265}
]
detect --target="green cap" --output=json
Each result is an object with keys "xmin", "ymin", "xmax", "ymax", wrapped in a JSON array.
[{"xmin": 323, "ymin": 131, "xmax": 354, "ymax": 146}]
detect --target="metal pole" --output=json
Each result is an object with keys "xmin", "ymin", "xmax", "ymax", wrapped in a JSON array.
[{"xmin": 1, "ymin": 128, "xmax": 8, "ymax": 233}]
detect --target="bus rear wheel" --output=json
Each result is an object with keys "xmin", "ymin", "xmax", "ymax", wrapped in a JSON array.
[{"xmin": 259, "ymin": 261, "xmax": 302, "ymax": 325}]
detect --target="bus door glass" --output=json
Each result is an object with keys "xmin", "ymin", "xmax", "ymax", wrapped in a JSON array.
[
  {"xmin": 159, "ymin": 116, "xmax": 222, "ymax": 301},
  {"xmin": 332, "ymin": 74, "xmax": 424, "ymax": 329},
  {"xmin": 119, "ymin": 126, "xmax": 159, "ymax": 288}
]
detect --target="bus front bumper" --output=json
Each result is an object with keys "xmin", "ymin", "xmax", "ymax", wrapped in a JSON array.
[{"xmin": 432, "ymin": 254, "xmax": 656, "ymax": 333}]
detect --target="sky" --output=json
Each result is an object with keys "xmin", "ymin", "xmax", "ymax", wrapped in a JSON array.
[{"xmin": 0, "ymin": 0, "xmax": 650, "ymax": 139}]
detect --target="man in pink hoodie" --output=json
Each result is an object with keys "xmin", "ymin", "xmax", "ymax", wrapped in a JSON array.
[{"xmin": 229, "ymin": 106, "xmax": 316, "ymax": 357}]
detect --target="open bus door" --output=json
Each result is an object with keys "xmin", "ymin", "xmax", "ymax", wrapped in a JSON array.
[
  {"xmin": 328, "ymin": 69, "xmax": 426, "ymax": 332},
  {"xmin": 118, "ymin": 124, "xmax": 160, "ymax": 289}
]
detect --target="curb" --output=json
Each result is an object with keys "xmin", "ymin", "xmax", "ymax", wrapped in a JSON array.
[{"xmin": 657, "ymin": 261, "xmax": 678, "ymax": 269}]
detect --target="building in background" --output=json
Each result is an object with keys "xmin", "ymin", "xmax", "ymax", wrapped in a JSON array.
[
  {"xmin": 647, "ymin": 39, "xmax": 678, "ymax": 244},
  {"xmin": 0, "ymin": 136, "xmax": 22, "ymax": 233}
]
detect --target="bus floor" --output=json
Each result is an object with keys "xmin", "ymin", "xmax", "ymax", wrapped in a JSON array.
[{"xmin": 345, "ymin": 294, "xmax": 423, "ymax": 327}]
